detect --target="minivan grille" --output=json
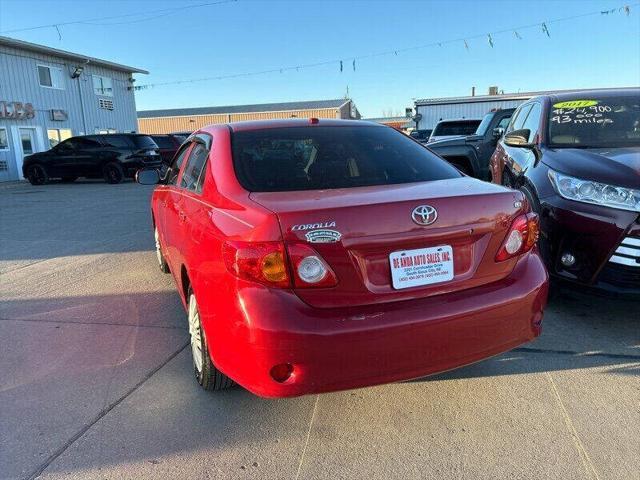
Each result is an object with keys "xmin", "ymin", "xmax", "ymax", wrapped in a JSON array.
[{"xmin": 608, "ymin": 236, "xmax": 640, "ymax": 268}]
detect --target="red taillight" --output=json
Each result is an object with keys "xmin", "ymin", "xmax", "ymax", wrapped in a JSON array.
[
  {"xmin": 287, "ymin": 243, "xmax": 338, "ymax": 288},
  {"xmin": 222, "ymin": 241, "xmax": 290, "ymax": 288},
  {"xmin": 495, "ymin": 213, "xmax": 539, "ymax": 262}
]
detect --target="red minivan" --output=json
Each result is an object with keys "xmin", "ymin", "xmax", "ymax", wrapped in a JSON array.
[{"xmin": 137, "ymin": 119, "xmax": 548, "ymax": 398}]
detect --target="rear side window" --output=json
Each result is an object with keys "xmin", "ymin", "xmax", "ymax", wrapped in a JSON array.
[
  {"xmin": 232, "ymin": 126, "xmax": 461, "ymax": 192},
  {"xmin": 101, "ymin": 135, "xmax": 131, "ymax": 148},
  {"xmin": 131, "ymin": 135, "xmax": 158, "ymax": 149},
  {"xmin": 432, "ymin": 121, "xmax": 481, "ymax": 136},
  {"xmin": 180, "ymin": 143, "xmax": 208, "ymax": 193},
  {"xmin": 152, "ymin": 135, "xmax": 174, "ymax": 149}
]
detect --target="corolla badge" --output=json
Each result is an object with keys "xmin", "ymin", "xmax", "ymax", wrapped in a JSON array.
[
  {"xmin": 411, "ymin": 205, "xmax": 438, "ymax": 226},
  {"xmin": 305, "ymin": 229, "xmax": 342, "ymax": 243}
]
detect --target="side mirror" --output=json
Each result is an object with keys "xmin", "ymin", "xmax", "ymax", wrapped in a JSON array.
[
  {"xmin": 503, "ymin": 129, "xmax": 533, "ymax": 148},
  {"xmin": 492, "ymin": 127, "xmax": 505, "ymax": 139},
  {"xmin": 136, "ymin": 168, "xmax": 160, "ymax": 185}
]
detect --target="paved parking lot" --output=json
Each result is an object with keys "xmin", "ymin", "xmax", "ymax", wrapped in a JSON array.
[{"xmin": 1, "ymin": 180, "xmax": 638, "ymax": 480}]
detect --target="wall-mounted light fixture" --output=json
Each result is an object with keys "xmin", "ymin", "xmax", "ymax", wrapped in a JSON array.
[{"xmin": 71, "ymin": 66, "xmax": 84, "ymax": 79}]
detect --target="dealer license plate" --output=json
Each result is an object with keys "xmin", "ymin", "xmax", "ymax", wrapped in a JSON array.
[{"xmin": 389, "ymin": 245, "xmax": 454, "ymax": 290}]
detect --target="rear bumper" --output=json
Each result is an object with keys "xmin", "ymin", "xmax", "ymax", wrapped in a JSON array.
[{"xmin": 203, "ymin": 251, "xmax": 548, "ymax": 398}]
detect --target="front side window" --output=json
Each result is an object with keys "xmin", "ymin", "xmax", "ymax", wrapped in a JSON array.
[
  {"xmin": 520, "ymin": 103, "xmax": 542, "ymax": 142},
  {"xmin": 67, "ymin": 137, "xmax": 102, "ymax": 149},
  {"xmin": 93, "ymin": 75, "xmax": 113, "ymax": 96},
  {"xmin": 167, "ymin": 145, "xmax": 191, "ymax": 185},
  {"xmin": 548, "ymin": 95, "xmax": 640, "ymax": 148},
  {"xmin": 0, "ymin": 128, "xmax": 9, "ymax": 150},
  {"xmin": 38, "ymin": 65, "xmax": 64, "ymax": 89},
  {"xmin": 180, "ymin": 143, "xmax": 208, "ymax": 193},
  {"xmin": 507, "ymin": 104, "xmax": 532, "ymax": 133},
  {"xmin": 233, "ymin": 126, "xmax": 461, "ymax": 192}
]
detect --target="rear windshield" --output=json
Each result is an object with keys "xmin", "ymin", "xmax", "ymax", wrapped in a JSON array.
[
  {"xmin": 232, "ymin": 126, "xmax": 461, "ymax": 192},
  {"xmin": 131, "ymin": 135, "xmax": 158, "ymax": 149},
  {"xmin": 432, "ymin": 120, "xmax": 481, "ymax": 137}
]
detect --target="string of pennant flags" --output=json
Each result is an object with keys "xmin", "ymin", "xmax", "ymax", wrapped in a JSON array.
[{"xmin": 130, "ymin": 3, "xmax": 636, "ymax": 92}]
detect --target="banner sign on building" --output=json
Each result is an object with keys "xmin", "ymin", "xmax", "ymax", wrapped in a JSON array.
[{"xmin": 0, "ymin": 101, "xmax": 36, "ymax": 119}]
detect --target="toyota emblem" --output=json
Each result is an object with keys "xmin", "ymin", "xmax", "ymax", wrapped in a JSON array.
[{"xmin": 411, "ymin": 205, "xmax": 438, "ymax": 226}]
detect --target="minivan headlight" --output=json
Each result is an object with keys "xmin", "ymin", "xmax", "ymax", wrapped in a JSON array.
[{"xmin": 548, "ymin": 170, "xmax": 640, "ymax": 212}]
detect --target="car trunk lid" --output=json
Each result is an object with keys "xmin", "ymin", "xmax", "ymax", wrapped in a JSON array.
[{"xmin": 250, "ymin": 177, "xmax": 526, "ymax": 308}]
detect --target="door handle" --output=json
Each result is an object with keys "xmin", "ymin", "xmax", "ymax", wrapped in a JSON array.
[
  {"xmin": 162, "ymin": 200, "xmax": 167, "ymax": 207},
  {"xmin": 178, "ymin": 210, "xmax": 187, "ymax": 222}
]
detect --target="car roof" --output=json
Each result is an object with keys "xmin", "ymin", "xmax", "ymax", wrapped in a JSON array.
[
  {"xmin": 435, "ymin": 118, "xmax": 482, "ymax": 123},
  {"xmin": 71, "ymin": 133, "xmax": 150, "ymax": 139},
  {"xmin": 531, "ymin": 87, "xmax": 639, "ymax": 103},
  {"xmin": 199, "ymin": 118, "xmax": 383, "ymax": 134}
]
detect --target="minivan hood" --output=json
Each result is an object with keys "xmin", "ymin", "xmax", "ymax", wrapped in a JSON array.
[{"xmin": 543, "ymin": 146, "xmax": 640, "ymax": 189}]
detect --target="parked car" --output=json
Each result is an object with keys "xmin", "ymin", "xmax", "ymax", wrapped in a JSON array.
[
  {"xmin": 137, "ymin": 118, "xmax": 548, "ymax": 398},
  {"xmin": 409, "ymin": 129, "xmax": 432, "ymax": 143},
  {"xmin": 23, "ymin": 134, "xmax": 162, "ymax": 185},
  {"xmin": 491, "ymin": 88, "xmax": 640, "ymax": 295},
  {"xmin": 428, "ymin": 109, "xmax": 514, "ymax": 179},
  {"xmin": 151, "ymin": 133, "xmax": 188, "ymax": 165},
  {"xmin": 428, "ymin": 119, "xmax": 482, "ymax": 143}
]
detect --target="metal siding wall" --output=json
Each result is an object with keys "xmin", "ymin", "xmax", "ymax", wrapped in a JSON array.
[
  {"xmin": 138, "ymin": 108, "xmax": 340, "ymax": 134},
  {"xmin": 0, "ymin": 45, "xmax": 140, "ymax": 180},
  {"xmin": 416, "ymin": 99, "xmax": 525, "ymax": 130}
]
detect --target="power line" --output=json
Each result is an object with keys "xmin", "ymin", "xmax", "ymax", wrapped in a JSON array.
[
  {"xmin": 0, "ymin": 0, "xmax": 239, "ymax": 34},
  {"xmin": 132, "ymin": 3, "xmax": 637, "ymax": 91}
]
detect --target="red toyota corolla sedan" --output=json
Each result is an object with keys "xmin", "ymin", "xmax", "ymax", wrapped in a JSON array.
[{"xmin": 137, "ymin": 119, "xmax": 548, "ymax": 398}]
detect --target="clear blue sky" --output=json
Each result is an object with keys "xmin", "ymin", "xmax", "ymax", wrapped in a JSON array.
[{"xmin": 1, "ymin": 0, "xmax": 638, "ymax": 117}]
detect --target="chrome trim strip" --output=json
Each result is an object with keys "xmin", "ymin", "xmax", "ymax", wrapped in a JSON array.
[
  {"xmin": 620, "ymin": 236, "xmax": 640, "ymax": 247},
  {"xmin": 615, "ymin": 245, "xmax": 640, "ymax": 257},
  {"xmin": 609, "ymin": 255, "xmax": 640, "ymax": 267}
]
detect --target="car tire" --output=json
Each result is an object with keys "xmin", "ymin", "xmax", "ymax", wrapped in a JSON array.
[
  {"xmin": 187, "ymin": 289, "xmax": 234, "ymax": 391},
  {"xmin": 154, "ymin": 227, "xmax": 170, "ymax": 274},
  {"xmin": 61, "ymin": 176, "xmax": 78, "ymax": 183},
  {"xmin": 103, "ymin": 162, "xmax": 124, "ymax": 184},
  {"xmin": 26, "ymin": 164, "xmax": 49, "ymax": 185}
]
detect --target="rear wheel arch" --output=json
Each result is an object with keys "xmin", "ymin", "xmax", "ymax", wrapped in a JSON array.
[{"xmin": 180, "ymin": 265, "xmax": 191, "ymax": 303}]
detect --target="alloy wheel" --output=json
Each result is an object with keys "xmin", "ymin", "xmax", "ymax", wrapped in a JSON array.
[
  {"xmin": 188, "ymin": 293, "xmax": 204, "ymax": 374},
  {"xmin": 154, "ymin": 228, "xmax": 163, "ymax": 268}
]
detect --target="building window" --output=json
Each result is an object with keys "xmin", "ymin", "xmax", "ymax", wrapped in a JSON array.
[
  {"xmin": 96, "ymin": 129, "xmax": 117, "ymax": 134},
  {"xmin": 0, "ymin": 128, "xmax": 9, "ymax": 150},
  {"xmin": 38, "ymin": 65, "xmax": 64, "ymax": 89},
  {"xmin": 47, "ymin": 129, "xmax": 73, "ymax": 148},
  {"xmin": 93, "ymin": 75, "xmax": 113, "ymax": 96}
]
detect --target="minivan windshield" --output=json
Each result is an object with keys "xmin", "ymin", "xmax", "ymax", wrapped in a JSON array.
[
  {"xmin": 232, "ymin": 126, "xmax": 461, "ymax": 192},
  {"xmin": 548, "ymin": 95, "xmax": 640, "ymax": 148}
]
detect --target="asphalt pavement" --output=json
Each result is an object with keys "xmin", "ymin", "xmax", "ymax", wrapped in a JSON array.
[{"xmin": 1, "ymin": 180, "xmax": 638, "ymax": 480}]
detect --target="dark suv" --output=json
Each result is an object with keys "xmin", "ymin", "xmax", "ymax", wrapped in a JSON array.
[{"xmin": 23, "ymin": 134, "xmax": 161, "ymax": 185}]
